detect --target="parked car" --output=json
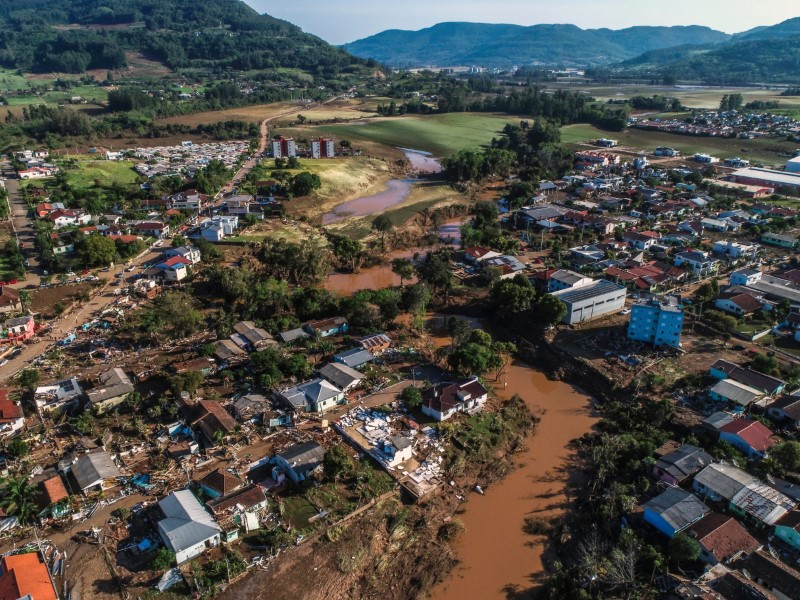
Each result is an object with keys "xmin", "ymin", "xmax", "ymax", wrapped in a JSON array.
[{"xmin": 619, "ymin": 309, "xmax": 631, "ymax": 315}]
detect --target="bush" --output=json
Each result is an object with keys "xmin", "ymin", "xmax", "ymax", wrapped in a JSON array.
[
  {"xmin": 400, "ymin": 385, "xmax": 423, "ymax": 409},
  {"xmin": 150, "ymin": 547, "xmax": 175, "ymax": 571},
  {"xmin": 438, "ymin": 519, "xmax": 465, "ymax": 542}
]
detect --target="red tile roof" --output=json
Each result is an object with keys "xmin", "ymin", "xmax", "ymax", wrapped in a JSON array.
[
  {"xmin": 40, "ymin": 475, "xmax": 69, "ymax": 506},
  {"xmin": 0, "ymin": 392, "xmax": 23, "ymax": 423},
  {"xmin": 686, "ymin": 513, "xmax": 760, "ymax": 562},
  {"xmin": 198, "ymin": 468, "xmax": 243, "ymax": 496},
  {"xmin": 0, "ymin": 553, "xmax": 57, "ymax": 600},
  {"xmin": 720, "ymin": 419, "xmax": 776, "ymax": 452}
]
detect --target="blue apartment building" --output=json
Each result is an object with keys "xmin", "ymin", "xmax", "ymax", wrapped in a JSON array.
[{"xmin": 627, "ymin": 296, "xmax": 684, "ymax": 348}]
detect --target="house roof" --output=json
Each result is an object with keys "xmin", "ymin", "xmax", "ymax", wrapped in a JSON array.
[
  {"xmin": 710, "ymin": 379, "xmax": 763, "ymax": 406},
  {"xmin": 0, "ymin": 286, "xmax": 20, "ymax": 307},
  {"xmin": 197, "ymin": 468, "xmax": 243, "ymax": 496},
  {"xmin": 550, "ymin": 269, "xmax": 588, "ymax": 286},
  {"xmin": 158, "ymin": 490, "xmax": 220, "ymax": 553},
  {"xmin": 333, "ymin": 348, "xmax": 375, "ymax": 368},
  {"xmin": 775, "ymin": 510, "xmax": 800, "ymax": 533},
  {"xmin": 279, "ymin": 327, "xmax": 309, "ymax": 343},
  {"xmin": 207, "ymin": 484, "xmax": 266, "ymax": 515},
  {"xmin": 685, "ymin": 513, "xmax": 760, "ymax": 562},
  {"xmin": 739, "ymin": 550, "xmax": 800, "ymax": 597},
  {"xmin": 720, "ymin": 292, "xmax": 764, "ymax": 314},
  {"xmin": 0, "ymin": 553, "xmax": 57, "ymax": 600},
  {"xmin": 319, "ymin": 362, "xmax": 364, "ymax": 390},
  {"xmin": 72, "ymin": 452, "xmax": 121, "ymax": 491},
  {"xmin": 550, "ymin": 279, "xmax": 626, "ymax": 304},
  {"xmin": 276, "ymin": 441, "xmax": 325, "ymax": 471},
  {"xmin": 423, "ymin": 377, "xmax": 488, "ymax": 414},
  {"xmin": 359, "ymin": 333, "xmax": 392, "ymax": 352},
  {"xmin": 703, "ymin": 411, "xmax": 736, "ymax": 431},
  {"xmin": 731, "ymin": 482, "xmax": 794, "ymax": 524},
  {"xmin": 191, "ymin": 400, "xmax": 237, "ymax": 439},
  {"xmin": 770, "ymin": 395, "xmax": 800, "ymax": 420},
  {"xmin": 642, "ymin": 488, "xmax": 709, "ymax": 532},
  {"xmin": 39, "ymin": 474, "xmax": 69, "ymax": 507},
  {"xmin": 86, "ymin": 368, "xmax": 134, "ymax": 404},
  {"xmin": 0, "ymin": 390, "xmax": 23, "ymax": 423},
  {"xmin": 232, "ymin": 321, "xmax": 274, "ymax": 347},
  {"xmin": 710, "ymin": 359, "xmax": 786, "ymax": 395},
  {"xmin": 654, "ymin": 444, "xmax": 712, "ymax": 481},
  {"xmin": 306, "ymin": 316, "xmax": 347, "ymax": 333},
  {"xmin": 720, "ymin": 419, "xmax": 776, "ymax": 452},
  {"xmin": 694, "ymin": 463, "xmax": 757, "ymax": 501}
]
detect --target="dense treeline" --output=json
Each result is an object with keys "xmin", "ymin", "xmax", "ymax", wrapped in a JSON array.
[
  {"xmin": 435, "ymin": 85, "xmax": 630, "ymax": 131},
  {"xmin": 443, "ymin": 119, "xmax": 573, "ymax": 184},
  {"xmin": 0, "ymin": 0, "xmax": 372, "ymax": 74}
]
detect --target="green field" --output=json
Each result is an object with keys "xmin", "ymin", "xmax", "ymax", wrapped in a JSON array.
[
  {"xmin": 561, "ymin": 123, "xmax": 798, "ymax": 167},
  {"xmin": 317, "ymin": 113, "xmax": 517, "ymax": 157},
  {"xmin": 63, "ymin": 158, "xmax": 139, "ymax": 189},
  {"xmin": 551, "ymin": 84, "xmax": 800, "ymax": 110}
]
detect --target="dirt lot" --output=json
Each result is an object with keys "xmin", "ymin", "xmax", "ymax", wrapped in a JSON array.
[{"xmin": 31, "ymin": 282, "xmax": 94, "ymax": 316}]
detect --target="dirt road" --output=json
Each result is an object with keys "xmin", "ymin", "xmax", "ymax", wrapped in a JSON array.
[
  {"xmin": 1, "ymin": 162, "xmax": 42, "ymax": 285},
  {"xmin": 213, "ymin": 97, "xmax": 341, "ymax": 203},
  {"xmin": 0, "ymin": 246, "xmax": 162, "ymax": 382}
]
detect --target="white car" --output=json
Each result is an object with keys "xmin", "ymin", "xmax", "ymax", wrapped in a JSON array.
[
  {"xmin": 619, "ymin": 309, "xmax": 631, "ymax": 315},
  {"xmin": 153, "ymin": 240, "xmax": 164, "ymax": 248}
]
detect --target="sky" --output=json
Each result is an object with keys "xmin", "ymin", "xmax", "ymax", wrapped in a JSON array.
[{"xmin": 252, "ymin": 1, "xmax": 796, "ymax": 45}]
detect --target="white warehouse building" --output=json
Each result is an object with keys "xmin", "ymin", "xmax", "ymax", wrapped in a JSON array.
[{"xmin": 551, "ymin": 280, "xmax": 627, "ymax": 325}]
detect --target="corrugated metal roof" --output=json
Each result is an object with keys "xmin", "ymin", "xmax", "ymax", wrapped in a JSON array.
[{"xmin": 158, "ymin": 490, "xmax": 220, "ymax": 553}]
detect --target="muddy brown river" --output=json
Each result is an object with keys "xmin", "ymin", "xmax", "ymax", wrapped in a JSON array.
[{"xmin": 428, "ymin": 324, "xmax": 598, "ymax": 599}]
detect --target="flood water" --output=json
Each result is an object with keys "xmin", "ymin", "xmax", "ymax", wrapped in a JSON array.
[
  {"xmin": 322, "ymin": 149, "xmax": 442, "ymax": 225},
  {"xmin": 428, "ymin": 322, "xmax": 598, "ymax": 600},
  {"xmin": 323, "ymin": 249, "xmax": 420, "ymax": 294},
  {"xmin": 400, "ymin": 148, "xmax": 443, "ymax": 174},
  {"xmin": 322, "ymin": 179, "xmax": 414, "ymax": 225},
  {"xmin": 438, "ymin": 218, "xmax": 466, "ymax": 247}
]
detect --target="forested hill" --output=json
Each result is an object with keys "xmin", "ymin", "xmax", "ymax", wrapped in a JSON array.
[
  {"xmin": 343, "ymin": 22, "xmax": 730, "ymax": 67},
  {"xmin": 0, "ymin": 0, "xmax": 370, "ymax": 74}
]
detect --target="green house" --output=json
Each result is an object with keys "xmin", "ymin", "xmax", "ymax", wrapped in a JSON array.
[{"xmin": 774, "ymin": 511, "xmax": 800, "ymax": 550}]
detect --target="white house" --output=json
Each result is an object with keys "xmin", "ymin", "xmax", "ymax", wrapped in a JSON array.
[
  {"xmin": 675, "ymin": 251, "xmax": 720, "ymax": 277},
  {"xmin": 0, "ymin": 391, "xmax": 24, "ymax": 437},
  {"xmin": 713, "ymin": 240, "xmax": 759, "ymax": 260},
  {"xmin": 551, "ymin": 280, "xmax": 627, "ymax": 325},
  {"xmin": 163, "ymin": 245, "xmax": 201, "ymax": 265},
  {"xmin": 421, "ymin": 377, "xmax": 489, "ymax": 421},
  {"xmin": 276, "ymin": 379, "xmax": 344, "ymax": 413},
  {"xmin": 35, "ymin": 377, "xmax": 83, "ymax": 412},
  {"xmin": 547, "ymin": 270, "xmax": 594, "ymax": 293},
  {"xmin": 157, "ymin": 490, "xmax": 221, "ymax": 564}
]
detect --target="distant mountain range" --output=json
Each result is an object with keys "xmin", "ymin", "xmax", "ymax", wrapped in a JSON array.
[
  {"xmin": 343, "ymin": 22, "xmax": 732, "ymax": 68},
  {"xmin": 343, "ymin": 17, "xmax": 800, "ymax": 80},
  {"xmin": 612, "ymin": 18, "xmax": 800, "ymax": 84}
]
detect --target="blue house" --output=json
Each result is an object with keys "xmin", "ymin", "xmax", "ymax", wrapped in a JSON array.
[
  {"xmin": 642, "ymin": 487, "xmax": 710, "ymax": 537},
  {"xmin": 303, "ymin": 317, "xmax": 348, "ymax": 338},
  {"xmin": 709, "ymin": 359, "xmax": 786, "ymax": 397},
  {"xmin": 627, "ymin": 296, "xmax": 684, "ymax": 348}
]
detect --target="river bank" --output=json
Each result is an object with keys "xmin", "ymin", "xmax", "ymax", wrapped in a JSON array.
[{"xmin": 218, "ymin": 316, "xmax": 614, "ymax": 600}]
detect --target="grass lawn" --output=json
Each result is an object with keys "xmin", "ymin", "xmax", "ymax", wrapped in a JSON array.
[
  {"xmin": 561, "ymin": 123, "xmax": 798, "ymax": 166},
  {"xmin": 315, "ymin": 113, "xmax": 518, "ymax": 158},
  {"xmin": 63, "ymin": 158, "xmax": 139, "ymax": 190},
  {"xmin": 550, "ymin": 83, "xmax": 800, "ymax": 110},
  {"xmin": 281, "ymin": 496, "xmax": 318, "ymax": 530},
  {"xmin": 0, "ymin": 69, "xmax": 32, "ymax": 93},
  {"xmin": 280, "ymin": 156, "xmax": 393, "ymax": 219}
]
